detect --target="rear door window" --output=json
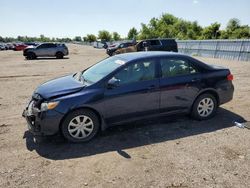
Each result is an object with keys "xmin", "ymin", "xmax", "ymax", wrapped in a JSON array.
[
  {"xmin": 46, "ymin": 43, "xmax": 56, "ymax": 48},
  {"xmin": 160, "ymin": 58, "xmax": 198, "ymax": 78}
]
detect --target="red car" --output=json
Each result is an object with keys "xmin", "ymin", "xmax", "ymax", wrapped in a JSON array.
[{"xmin": 14, "ymin": 44, "xmax": 28, "ymax": 51}]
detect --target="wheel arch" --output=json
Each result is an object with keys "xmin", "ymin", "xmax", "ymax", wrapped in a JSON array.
[
  {"xmin": 55, "ymin": 51, "xmax": 63, "ymax": 54},
  {"xmin": 27, "ymin": 50, "xmax": 36, "ymax": 55},
  {"xmin": 59, "ymin": 106, "xmax": 106, "ymax": 133},
  {"xmin": 192, "ymin": 89, "xmax": 220, "ymax": 109},
  {"xmin": 55, "ymin": 51, "xmax": 64, "ymax": 56}
]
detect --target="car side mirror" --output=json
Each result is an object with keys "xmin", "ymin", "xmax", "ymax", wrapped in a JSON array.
[{"xmin": 107, "ymin": 78, "xmax": 120, "ymax": 89}]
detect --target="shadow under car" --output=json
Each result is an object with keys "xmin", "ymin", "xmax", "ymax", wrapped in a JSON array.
[
  {"xmin": 23, "ymin": 108, "xmax": 245, "ymax": 160},
  {"xmin": 26, "ymin": 57, "xmax": 69, "ymax": 61}
]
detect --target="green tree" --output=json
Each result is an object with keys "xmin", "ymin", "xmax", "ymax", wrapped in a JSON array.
[
  {"xmin": 139, "ymin": 24, "xmax": 152, "ymax": 39},
  {"xmin": 201, "ymin": 23, "xmax": 221, "ymax": 39},
  {"xmin": 83, "ymin": 36, "xmax": 88, "ymax": 42},
  {"xmin": 138, "ymin": 13, "xmax": 203, "ymax": 40},
  {"xmin": 0, "ymin": 36, "xmax": 5, "ymax": 42},
  {"xmin": 127, "ymin": 27, "xmax": 138, "ymax": 39},
  {"xmin": 112, "ymin": 32, "xmax": 121, "ymax": 41},
  {"xmin": 230, "ymin": 26, "xmax": 250, "ymax": 39},
  {"xmin": 220, "ymin": 18, "xmax": 250, "ymax": 39},
  {"xmin": 226, "ymin": 18, "xmax": 241, "ymax": 31},
  {"xmin": 74, "ymin": 36, "xmax": 82, "ymax": 42},
  {"xmin": 190, "ymin": 21, "xmax": 203, "ymax": 39},
  {"xmin": 17, "ymin": 36, "xmax": 25, "ymax": 42},
  {"xmin": 86, "ymin": 34, "xmax": 97, "ymax": 42},
  {"xmin": 98, "ymin": 30, "xmax": 112, "ymax": 41}
]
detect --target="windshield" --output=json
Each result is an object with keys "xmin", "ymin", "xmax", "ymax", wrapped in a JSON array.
[{"xmin": 81, "ymin": 56, "xmax": 126, "ymax": 84}]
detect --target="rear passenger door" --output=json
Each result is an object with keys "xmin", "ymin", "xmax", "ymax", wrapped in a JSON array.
[
  {"xmin": 159, "ymin": 57, "xmax": 201, "ymax": 113},
  {"xmin": 45, "ymin": 43, "xmax": 57, "ymax": 56}
]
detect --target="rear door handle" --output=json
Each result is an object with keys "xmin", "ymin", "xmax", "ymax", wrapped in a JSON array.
[
  {"xmin": 191, "ymin": 78, "xmax": 201, "ymax": 82},
  {"xmin": 147, "ymin": 85, "xmax": 156, "ymax": 91}
]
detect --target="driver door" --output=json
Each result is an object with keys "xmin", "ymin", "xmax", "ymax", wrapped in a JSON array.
[{"xmin": 103, "ymin": 59, "xmax": 160, "ymax": 124}]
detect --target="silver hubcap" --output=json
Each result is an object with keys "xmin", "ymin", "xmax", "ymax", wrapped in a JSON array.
[
  {"xmin": 68, "ymin": 115, "xmax": 94, "ymax": 139},
  {"xmin": 197, "ymin": 98, "xmax": 214, "ymax": 117}
]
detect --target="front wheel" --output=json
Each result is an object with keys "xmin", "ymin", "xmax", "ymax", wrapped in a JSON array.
[
  {"xmin": 26, "ymin": 52, "xmax": 36, "ymax": 60},
  {"xmin": 191, "ymin": 93, "xmax": 218, "ymax": 120},
  {"xmin": 61, "ymin": 109, "xmax": 100, "ymax": 143}
]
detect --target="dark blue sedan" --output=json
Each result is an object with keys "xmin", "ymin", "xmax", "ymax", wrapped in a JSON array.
[{"xmin": 23, "ymin": 52, "xmax": 234, "ymax": 142}]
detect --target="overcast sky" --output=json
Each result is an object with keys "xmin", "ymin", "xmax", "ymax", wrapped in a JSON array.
[{"xmin": 0, "ymin": 0, "xmax": 249, "ymax": 38}]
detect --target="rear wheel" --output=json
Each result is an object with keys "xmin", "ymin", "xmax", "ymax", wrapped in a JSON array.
[
  {"xmin": 191, "ymin": 93, "xmax": 217, "ymax": 120},
  {"xmin": 56, "ymin": 52, "xmax": 64, "ymax": 59},
  {"xmin": 61, "ymin": 109, "xmax": 100, "ymax": 143}
]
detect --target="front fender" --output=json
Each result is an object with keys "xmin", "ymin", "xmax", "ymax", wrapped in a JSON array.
[{"xmin": 53, "ymin": 88, "xmax": 108, "ymax": 130}]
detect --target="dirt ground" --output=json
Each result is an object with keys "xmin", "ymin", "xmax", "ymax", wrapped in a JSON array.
[{"xmin": 0, "ymin": 44, "xmax": 249, "ymax": 188}]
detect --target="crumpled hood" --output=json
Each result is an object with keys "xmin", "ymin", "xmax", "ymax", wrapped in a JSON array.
[{"xmin": 35, "ymin": 74, "xmax": 84, "ymax": 99}]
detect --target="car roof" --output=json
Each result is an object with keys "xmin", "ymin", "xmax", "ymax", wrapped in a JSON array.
[{"xmin": 115, "ymin": 51, "xmax": 188, "ymax": 62}]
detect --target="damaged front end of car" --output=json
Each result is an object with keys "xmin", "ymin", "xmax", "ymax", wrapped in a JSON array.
[{"xmin": 22, "ymin": 93, "xmax": 63, "ymax": 136}]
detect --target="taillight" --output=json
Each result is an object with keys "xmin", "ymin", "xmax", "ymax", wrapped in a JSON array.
[{"xmin": 227, "ymin": 73, "xmax": 233, "ymax": 81}]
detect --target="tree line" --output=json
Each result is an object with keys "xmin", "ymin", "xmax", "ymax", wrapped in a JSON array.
[{"xmin": 0, "ymin": 13, "xmax": 249, "ymax": 43}]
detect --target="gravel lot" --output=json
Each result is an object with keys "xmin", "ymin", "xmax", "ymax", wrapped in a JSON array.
[{"xmin": 0, "ymin": 44, "xmax": 249, "ymax": 188}]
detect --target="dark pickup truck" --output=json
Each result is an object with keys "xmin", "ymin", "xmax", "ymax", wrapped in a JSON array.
[{"xmin": 107, "ymin": 39, "xmax": 178, "ymax": 56}]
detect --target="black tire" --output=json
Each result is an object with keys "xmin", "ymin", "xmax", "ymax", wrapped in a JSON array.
[
  {"xmin": 56, "ymin": 52, "xmax": 64, "ymax": 59},
  {"xmin": 61, "ymin": 109, "xmax": 100, "ymax": 143},
  {"xmin": 26, "ymin": 52, "xmax": 36, "ymax": 60},
  {"xmin": 191, "ymin": 93, "xmax": 218, "ymax": 120}
]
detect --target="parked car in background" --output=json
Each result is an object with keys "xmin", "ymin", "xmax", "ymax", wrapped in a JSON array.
[
  {"xmin": 108, "ymin": 43, "xmax": 117, "ymax": 48},
  {"xmin": 93, "ymin": 41, "xmax": 108, "ymax": 49},
  {"xmin": 0, "ymin": 44, "xmax": 6, "ymax": 50},
  {"xmin": 136, "ymin": 39, "xmax": 178, "ymax": 52},
  {"xmin": 106, "ymin": 42, "xmax": 134, "ymax": 56},
  {"xmin": 23, "ymin": 52, "xmax": 234, "ymax": 142},
  {"xmin": 3, "ymin": 43, "xmax": 8, "ymax": 50},
  {"xmin": 23, "ymin": 43, "xmax": 69, "ymax": 60},
  {"xmin": 14, "ymin": 43, "xmax": 28, "ymax": 51},
  {"xmin": 109, "ymin": 39, "xmax": 178, "ymax": 56},
  {"xmin": 6, "ymin": 43, "xmax": 15, "ymax": 50},
  {"xmin": 24, "ymin": 42, "xmax": 39, "ymax": 47}
]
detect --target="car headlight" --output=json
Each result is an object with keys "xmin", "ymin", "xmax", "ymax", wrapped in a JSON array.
[{"xmin": 40, "ymin": 101, "xmax": 59, "ymax": 111}]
